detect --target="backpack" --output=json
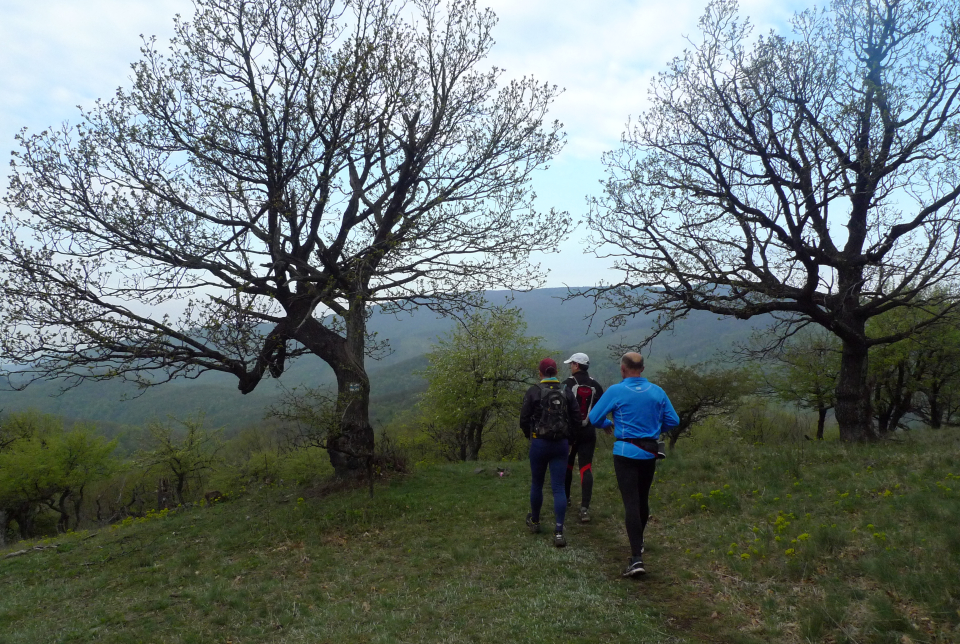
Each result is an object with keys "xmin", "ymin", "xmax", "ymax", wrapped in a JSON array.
[
  {"xmin": 571, "ymin": 380, "xmax": 597, "ymax": 427},
  {"xmin": 534, "ymin": 383, "xmax": 570, "ymax": 440}
]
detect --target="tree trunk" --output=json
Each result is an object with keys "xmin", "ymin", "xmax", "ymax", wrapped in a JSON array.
[
  {"xmin": 292, "ymin": 303, "xmax": 375, "ymax": 478},
  {"xmin": 0, "ymin": 509, "xmax": 8, "ymax": 547},
  {"xmin": 465, "ymin": 410, "xmax": 489, "ymax": 461},
  {"xmin": 466, "ymin": 420, "xmax": 484, "ymax": 461},
  {"xmin": 875, "ymin": 379, "xmax": 893, "ymax": 434},
  {"xmin": 886, "ymin": 363, "xmax": 914, "ymax": 433},
  {"xmin": 668, "ymin": 425, "xmax": 685, "ymax": 451},
  {"xmin": 56, "ymin": 489, "xmax": 71, "ymax": 533},
  {"xmin": 324, "ymin": 307, "xmax": 374, "ymax": 479},
  {"xmin": 175, "ymin": 473, "xmax": 186, "ymax": 505},
  {"xmin": 835, "ymin": 338, "xmax": 877, "ymax": 441},
  {"xmin": 73, "ymin": 484, "xmax": 85, "ymax": 530},
  {"xmin": 13, "ymin": 502, "xmax": 36, "ymax": 539},
  {"xmin": 157, "ymin": 477, "xmax": 173, "ymax": 510},
  {"xmin": 888, "ymin": 390, "xmax": 914, "ymax": 433},
  {"xmin": 457, "ymin": 425, "xmax": 468, "ymax": 462},
  {"xmin": 326, "ymin": 367, "xmax": 373, "ymax": 477},
  {"xmin": 816, "ymin": 407, "xmax": 827, "ymax": 440},
  {"xmin": 927, "ymin": 383, "xmax": 944, "ymax": 429}
]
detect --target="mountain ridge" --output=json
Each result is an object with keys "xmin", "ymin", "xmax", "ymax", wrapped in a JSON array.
[{"xmin": 0, "ymin": 288, "xmax": 764, "ymax": 430}]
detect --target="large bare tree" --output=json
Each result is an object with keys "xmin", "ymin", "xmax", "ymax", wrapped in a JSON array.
[
  {"xmin": 587, "ymin": 0, "xmax": 960, "ymax": 440},
  {"xmin": 0, "ymin": 0, "xmax": 567, "ymax": 476}
]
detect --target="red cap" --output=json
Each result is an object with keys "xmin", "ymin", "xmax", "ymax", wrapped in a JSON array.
[{"xmin": 538, "ymin": 358, "xmax": 558, "ymax": 377}]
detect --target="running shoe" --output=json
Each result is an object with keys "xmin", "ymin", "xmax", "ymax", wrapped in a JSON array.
[
  {"xmin": 554, "ymin": 528, "xmax": 567, "ymax": 548},
  {"xmin": 525, "ymin": 513, "xmax": 541, "ymax": 534},
  {"xmin": 622, "ymin": 556, "xmax": 645, "ymax": 577},
  {"xmin": 579, "ymin": 506, "xmax": 590, "ymax": 523}
]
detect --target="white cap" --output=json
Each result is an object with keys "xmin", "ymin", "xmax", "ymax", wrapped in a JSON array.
[{"xmin": 563, "ymin": 352, "xmax": 590, "ymax": 366}]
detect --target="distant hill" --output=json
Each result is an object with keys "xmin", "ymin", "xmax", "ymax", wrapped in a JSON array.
[{"xmin": 0, "ymin": 288, "xmax": 765, "ymax": 430}]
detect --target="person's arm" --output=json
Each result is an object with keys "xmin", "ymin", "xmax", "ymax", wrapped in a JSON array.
[
  {"xmin": 566, "ymin": 385, "xmax": 582, "ymax": 428},
  {"xmin": 519, "ymin": 386, "xmax": 537, "ymax": 439},
  {"xmin": 660, "ymin": 393, "xmax": 680, "ymax": 434},
  {"xmin": 588, "ymin": 387, "xmax": 615, "ymax": 430}
]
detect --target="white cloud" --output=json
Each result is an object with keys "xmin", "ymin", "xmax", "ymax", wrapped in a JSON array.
[
  {"xmin": 0, "ymin": 0, "xmax": 191, "ymax": 134},
  {"xmin": 482, "ymin": 0, "xmax": 803, "ymax": 161}
]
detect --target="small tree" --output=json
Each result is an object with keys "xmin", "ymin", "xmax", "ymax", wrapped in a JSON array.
[
  {"xmin": 907, "ymin": 302, "xmax": 960, "ymax": 429},
  {"xmin": 915, "ymin": 327, "xmax": 960, "ymax": 428},
  {"xmin": 866, "ymin": 300, "xmax": 960, "ymax": 431},
  {"xmin": 0, "ymin": 418, "xmax": 49, "ymax": 540},
  {"xmin": 418, "ymin": 307, "xmax": 545, "ymax": 461},
  {"xmin": 0, "ymin": 412, "xmax": 116, "ymax": 539},
  {"xmin": 761, "ymin": 328, "xmax": 841, "ymax": 439},
  {"xmin": 139, "ymin": 416, "xmax": 222, "ymax": 505},
  {"xmin": 45, "ymin": 427, "xmax": 118, "ymax": 532},
  {"xmin": 656, "ymin": 360, "xmax": 755, "ymax": 449}
]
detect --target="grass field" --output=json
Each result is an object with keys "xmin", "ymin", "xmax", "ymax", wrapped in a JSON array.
[{"xmin": 2, "ymin": 430, "xmax": 959, "ymax": 643}]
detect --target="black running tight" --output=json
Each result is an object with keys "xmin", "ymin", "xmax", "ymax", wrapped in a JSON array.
[
  {"xmin": 613, "ymin": 455, "xmax": 657, "ymax": 557},
  {"xmin": 565, "ymin": 437, "xmax": 595, "ymax": 508}
]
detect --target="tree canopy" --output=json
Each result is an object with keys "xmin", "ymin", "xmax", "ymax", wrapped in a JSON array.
[
  {"xmin": 0, "ymin": 0, "xmax": 567, "ymax": 476},
  {"xmin": 586, "ymin": 0, "xmax": 960, "ymax": 441},
  {"xmin": 0, "ymin": 412, "xmax": 116, "ymax": 538}
]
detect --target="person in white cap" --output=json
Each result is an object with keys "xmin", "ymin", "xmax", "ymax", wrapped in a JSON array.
[{"xmin": 562, "ymin": 352, "xmax": 604, "ymax": 524}]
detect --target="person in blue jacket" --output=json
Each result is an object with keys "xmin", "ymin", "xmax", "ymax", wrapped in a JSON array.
[{"xmin": 589, "ymin": 352, "xmax": 679, "ymax": 577}]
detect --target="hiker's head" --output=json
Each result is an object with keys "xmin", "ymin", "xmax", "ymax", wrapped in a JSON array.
[
  {"xmin": 620, "ymin": 352, "xmax": 644, "ymax": 378},
  {"xmin": 563, "ymin": 352, "xmax": 589, "ymax": 374},
  {"xmin": 538, "ymin": 357, "xmax": 558, "ymax": 378}
]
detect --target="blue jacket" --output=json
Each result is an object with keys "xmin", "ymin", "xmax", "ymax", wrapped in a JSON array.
[{"xmin": 588, "ymin": 376, "xmax": 679, "ymax": 460}]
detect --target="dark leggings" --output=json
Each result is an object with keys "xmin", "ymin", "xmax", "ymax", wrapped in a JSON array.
[
  {"xmin": 564, "ymin": 437, "xmax": 596, "ymax": 508},
  {"xmin": 613, "ymin": 455, "xmax": 657, "ymax": 557},
  {"xmin": 529, "ymin": 438, "xmax": 569, "ymax": 527}
]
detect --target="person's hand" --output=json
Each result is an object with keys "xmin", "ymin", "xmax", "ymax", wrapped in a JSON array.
[{"xmin": 604, "ymin": 426, "xmax": 613, "ymax": 436}]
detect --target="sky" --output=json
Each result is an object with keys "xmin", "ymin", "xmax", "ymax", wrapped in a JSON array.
[{"xmin": 0, "ymin": 0, "xmax": 806, "ymax": 289}]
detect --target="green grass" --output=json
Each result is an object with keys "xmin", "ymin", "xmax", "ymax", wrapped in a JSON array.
[{"xmin": 2, "ymin": 430, "xmax": 960, "ymax": 643}]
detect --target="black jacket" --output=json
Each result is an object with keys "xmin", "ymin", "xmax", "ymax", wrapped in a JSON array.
[
  {"xmin": 519, "ymin": 380, "xmax": 581, "ymax": 439},
  {"xmin": 564, "ymin": 372, "xmax": 605, "ymax": 442}
]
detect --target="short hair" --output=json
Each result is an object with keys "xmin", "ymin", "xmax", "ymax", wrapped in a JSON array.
[{"xmin": 621, "ymin": 352, "xmax": 644, "ymax": 372}]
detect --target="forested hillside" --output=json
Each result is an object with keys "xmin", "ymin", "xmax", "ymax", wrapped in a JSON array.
[{"xmin": 0, "ymin": 288, "xmax": 760, "ymax": 432}]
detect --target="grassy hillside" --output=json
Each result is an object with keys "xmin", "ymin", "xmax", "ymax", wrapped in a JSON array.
[
  {"xmin": 0, "ymin": 288, "xmax": 764, "ymax": 431},
  {"xmin": 2, "ymin": 430, "xmax": 958, "ymax": 643}
]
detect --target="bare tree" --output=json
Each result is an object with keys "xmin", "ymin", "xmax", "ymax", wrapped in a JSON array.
[
  {"xmin": 585, "ymin": 0, "xmax": 960, "ymax": 441},
  {"xmin": 0, "ymin": 0, "xmax": 567, "ymax": 477}
]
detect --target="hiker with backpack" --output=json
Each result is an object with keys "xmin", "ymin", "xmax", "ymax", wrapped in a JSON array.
[
  {"xmin": 562, "ymin": 352, "xmax": 604, "ymax": 524},
  {"xmin": 588, "ymin": 352, "xmax": 679, "ymax": 577},
  {"xmin": 519, "ymin": 357, "xmax": 581, "ymax": 547}
]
